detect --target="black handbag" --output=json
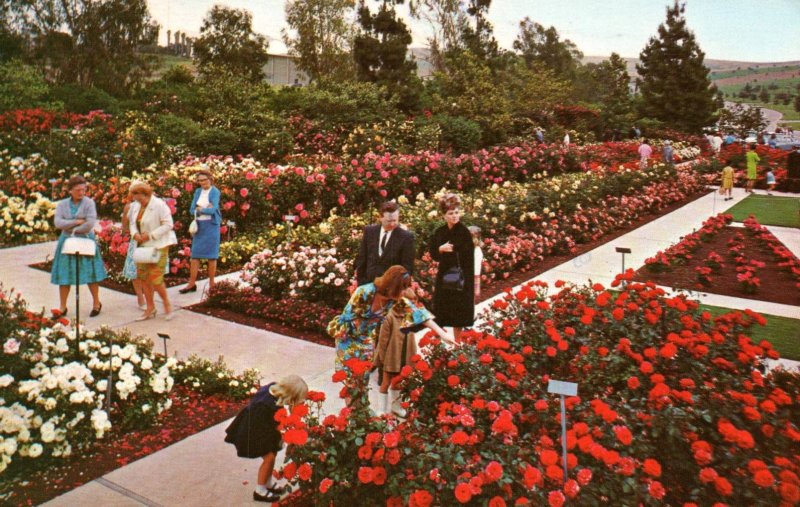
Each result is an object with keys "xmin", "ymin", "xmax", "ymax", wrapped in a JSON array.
[{"xmin": 441, "ymin": 252, "xmax": 465, "ymax": 291}]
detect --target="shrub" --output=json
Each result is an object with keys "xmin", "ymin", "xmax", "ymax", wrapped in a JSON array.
[
  {"xmin": 281, "ymin": 276, "xmax": 799, "ymax": 506},
  {"xmin": 434, "ymin": 114, "xmax": 482, "ymax": 153}
]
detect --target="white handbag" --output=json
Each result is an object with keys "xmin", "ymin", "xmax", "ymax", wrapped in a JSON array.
[
  {"xmin": 188, "ymin": 210, "xmax": 199, "ymax": 236},
  {"xmin": 132, "ymin": 247, "xmax": 161, "ymax": 264},
  {"xmin": 63, "ymin": 233, "xmax": 96, "ymax": 256}
]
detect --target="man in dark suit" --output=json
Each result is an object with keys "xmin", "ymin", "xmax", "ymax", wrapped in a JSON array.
[{"xmin": 355, "ymin": 201, "xmax": 415, "ymax": 286}]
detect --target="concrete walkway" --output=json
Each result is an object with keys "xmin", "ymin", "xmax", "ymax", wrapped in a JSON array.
[{"xmin": 0, "ymin": 188, "xmax": 794, "ymax": 506}]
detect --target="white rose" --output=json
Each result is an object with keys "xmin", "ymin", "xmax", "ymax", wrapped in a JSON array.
[
  {"xmin": 0, "ymin": 374, "xmax": 13, "ymax": 387},
  {"xmin": 27, "ymin": 443, "xmax": 43, "ymax": 458}
]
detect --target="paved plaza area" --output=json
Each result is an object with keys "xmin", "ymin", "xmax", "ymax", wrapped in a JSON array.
[{"xmin": 1, "ymin": 189, "xmax": 795, "ymax": 506}]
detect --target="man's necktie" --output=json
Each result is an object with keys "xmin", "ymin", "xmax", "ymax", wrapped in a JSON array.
[{"xmin": 380, "ymin": 232, "xmax": 388, "ymax": 256}]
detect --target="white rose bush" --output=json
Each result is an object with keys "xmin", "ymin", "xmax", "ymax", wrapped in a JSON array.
[{"xmin": 0, "ymin": 289, "xmax": 259, "ymax": 479}]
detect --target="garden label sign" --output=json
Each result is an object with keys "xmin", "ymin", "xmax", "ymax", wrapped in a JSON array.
[{"xmin": 547, "ymin": 379, "xmax": 578, "ymax": 484}]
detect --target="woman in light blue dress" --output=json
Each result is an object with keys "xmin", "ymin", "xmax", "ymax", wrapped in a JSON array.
[
  {"xmin": 121, "ymin": 199, "xmax": 145, "ymax": 308},
  {"xmin": 180, "ymin": 170, "xmax": 222, "ymax": 293},
  {"xmin": 51, "ymin": 175, "xmax": 106, "ymax": 317}
]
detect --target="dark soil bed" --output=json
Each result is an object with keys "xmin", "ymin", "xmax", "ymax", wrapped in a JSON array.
[
  {"xmin": 0, "ymin": 386, "xmax": 246, "ymax": 506},
  {"xmin": 631, "ymin": 226, "xmax": 800, "ymax": 306},
  {"xmin": 29, "ymin": 261, "xmax": 238, "ymax": 294},
  {"xmin": 187, "ymin": 191, "xmax": 710, "ymax": 344}
]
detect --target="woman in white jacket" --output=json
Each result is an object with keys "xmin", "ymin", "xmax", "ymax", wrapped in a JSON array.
[{"xmin": 128, "ymin": 181, "xmax": 178, "ymax": 320}]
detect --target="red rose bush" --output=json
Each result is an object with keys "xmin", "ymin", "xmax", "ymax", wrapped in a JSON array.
[{"xmin": 278, "ymin": 274, "xmax": 799, "ymax": 506}]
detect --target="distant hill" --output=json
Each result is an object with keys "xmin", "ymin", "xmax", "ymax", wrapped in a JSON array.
[{"xmin": 581, "ymin": 55, "xmax": 800, "ymax": 79}]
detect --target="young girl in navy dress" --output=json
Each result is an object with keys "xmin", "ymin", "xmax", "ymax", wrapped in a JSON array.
[{"xmin": 225, "ymin": 375, "xmax": 308, "ymax": 502}]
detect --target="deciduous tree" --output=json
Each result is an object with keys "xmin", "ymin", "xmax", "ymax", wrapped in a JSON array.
[
  {"xmin": 283, "ymin": 0, "xmax": 356, "ymax": 82},
  {"xmin": 513, "ymin": 17, "xmax": 582, "ymax": 81},
  {"xmin": 193, "ymin": 5, "xmax": 269, "ymax": 83}
]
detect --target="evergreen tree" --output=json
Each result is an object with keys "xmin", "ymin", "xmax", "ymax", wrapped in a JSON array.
[
  {"xmin": 353, "ymin": 0, "xmax": 419, "ymax": 110},
  {"xmin": 575, "ymin": 53, "xmax": 633, "ymax": 133},
  {"xmin": 636, "ymin": 2, "xmax": 718, "ymax": 133},
  {"xmin": 458, "ymin": 0, "xmax": 501, "ymax": 66}
]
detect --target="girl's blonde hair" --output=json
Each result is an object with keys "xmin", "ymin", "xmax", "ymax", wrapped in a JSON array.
[
  {"xmin": 129, "ymin": 180, "xmax": 153, "ymax": 197},
  {"xmin": 269, "ymin": 374, "xmax": 308, "ymax": 406}
]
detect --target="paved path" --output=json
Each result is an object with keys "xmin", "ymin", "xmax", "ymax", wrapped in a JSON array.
[{"xmin": 0, "ymin": 188, "xmax": 794, "ymax": 506}]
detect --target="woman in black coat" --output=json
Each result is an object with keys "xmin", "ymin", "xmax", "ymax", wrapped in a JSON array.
[{"xmin": 429, "ymin": 193, "xmax": 474, "ymax": 341}]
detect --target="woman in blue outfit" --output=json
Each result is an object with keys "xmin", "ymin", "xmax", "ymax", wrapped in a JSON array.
[
  {"xmin": 51, "ymin": 175, "xmax": 106, "ymax": 317},
  {"xmin": 180, "ymin": 170, "xmax": 222, "ymax": 293}
]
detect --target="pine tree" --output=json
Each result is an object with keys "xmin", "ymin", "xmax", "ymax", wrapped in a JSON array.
[
  {"xmin": 353, "ymin": 0, "xmax": 419, "ymax": 110},
  {"xmin": 636, "ymin": 2, "xmax": 718, "ymax": 133}
]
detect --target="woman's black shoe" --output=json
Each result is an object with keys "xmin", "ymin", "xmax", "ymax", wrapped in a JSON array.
[
  {"xmin": 178, "ymin": 285, "xmax": 197, "ymax": 294},
  {"xmin": 89, "ymin": 303, "xmax": 102, "ymax": 317},
  {"xmin": 253, "ymin": 491, "xmax": 280, "ymax": 503}
]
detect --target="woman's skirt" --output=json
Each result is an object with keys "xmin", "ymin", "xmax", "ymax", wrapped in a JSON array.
[
  {"xmin": 191, "ymin": 220, "xmax": 220, "ymax": 260},
  {"xmin": 121, "ymin": 239, "xmax": 138, "ymax": 280},
  {"xmin": 50, "ymin": 234, "xmax": 107, "ymax": 286},
  {"xmin": 136, "ymin": 247, "xmax": 169, "ymax": 286}
]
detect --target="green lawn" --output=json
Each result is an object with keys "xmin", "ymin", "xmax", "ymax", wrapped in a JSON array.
[
  {"xmin": 727, "ymin": 195, "xmax": 800, "ymax": 228},
  {"xmin": 700, "ymin": 304, "xmax": 800, "ymax": 361},
  {"xmin": 710, "ymin": 64, "xmax": 800, "ymax": 80}
]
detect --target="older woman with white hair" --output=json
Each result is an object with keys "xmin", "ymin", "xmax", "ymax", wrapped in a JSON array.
[{"xmin": 128, "ymin": 181, "xmax": 178, "ymax": 320}]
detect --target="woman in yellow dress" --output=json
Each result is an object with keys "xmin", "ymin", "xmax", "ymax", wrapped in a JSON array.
[{"xmin": 721, "ymin": 161, "xmax": 735, "ymax": 201}]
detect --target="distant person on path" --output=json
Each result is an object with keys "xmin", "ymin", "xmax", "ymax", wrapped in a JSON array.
[
  {"xmin": 768, "ymin": 133, "xmax": 778, "ymax": 149},
  {"xmin": 630, "ymin": 125, "xmax": 641, "ymax": 139},
  {"xmin": 328, "ymin": 266, "xmax": 453, "ymax": 406},
  {"xmin": 51, "ymin": 175, "xmax": 106, "ymax": 318},
  {"xmin": 224, "ymin": 375, "xmax": 308, "ymax": 503},
  {"xmin": 662, "ymin": 140, "xmax": 674, "ymax": 165},
  {"xmin": 711, "ymin": 132, "xmax": 723, "ymax": 154},
  {"xmin": 180, "ymin": 170, "xmax": 221, "ymax": 294},
  {"xmin": 535, "ymin": 128, "xmax": 545, "ymax": 144},
  {"xmin": 745, "ymin": 144, "xmax": 760, "ymax": 193},
  {"xmin": 724, "ymin": 132, "xmax": 736, "ymax": 145},
  {"xmin": 638, "ymin": 139, "xmax": 653, "ymax": 169},
  {"xmin": 128, "ymin": 181, "xmax": 178, "ymax": 321},
  {"xmin": 121, "ymin": 192, "xmax": 145, "ymax": 309},
  {"xmin": 721, "ymin": 161, "xmax": 735, "ymax": 201},
  {"xmin": 429, "ymin": 193, "xmax": 475, "ymax": 342},
  {"xmin": 766, "ymin": 169, "xmax": 776, "ymax": 195},
  {"xmin": 355, "ymin": 201, "xmax": 415, "ymax": 286},
  {"xmin": 563, "ymin": 131, "xmax": 571, "ymax": 146},
  {"xmin": 787, "ymin": 144, "xmax": 800, "ymax": 192}
]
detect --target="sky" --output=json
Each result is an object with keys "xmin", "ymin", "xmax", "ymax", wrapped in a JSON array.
[{"xmin": 146, "ymin": 0, "xmax": 800, "ymax": 62}]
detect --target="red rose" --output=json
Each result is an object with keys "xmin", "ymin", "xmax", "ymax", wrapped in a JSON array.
[
  {"xmin": 319, "ymin": 478, "xmax": 333, "ymax": 493},
  {"xmin": 643, "ymin": 459, "xmax": 662, "ymax": 477},
  {"xmin": 383, "ymin": 431, "xmax": 400, "ymax": 448},
  {"xmin": 699, "ymin": 468, "xmax": 718, "ymax": 483},
  {"xmin": 488, "ymin": 497, "xmax": 506, "ymax": 507},
  {"xmin": 332, "ymin": 370, "xmax": 347, "ymax": 382},
  {"xmin": 714, "ymin": 476, "xmax": 733, "ymax": 496},
  {"xmin": 455, "ymin": 483, "xmax": 472, "ymax": 503},
  {"xmin": 613, "ymin": 425, "xmax": 633, "ymax": 445},
  {"xmin": 753, "ymin": 469, "xmax": 775, "ymax": 488},
  {"xmin": 485, "ymin": 461, "xmax": 503, "ymax": 482},
  {"xmin": 373, "ymin": 466, "xmax": 387, "ymax": 485},
  {"xmin": 563, "ymin": 479, "xmax": 580, "ymax": 498},
  {"xmin": 282, "ymin": 429, "xmax": 308, "ymax": 445},
  {"xmin": 576, "ymin": 468, "xmax": 592, "ymax": 486},
  {"xmin": 297, "ymin": 463, "xmax": 312, "ymax": 481},
  {"xmin": 450, "ymin": 430, "xmax": 469, "ymax": 445},
  {"xmin": 627, "ymin": 376, "xmax": 640, "ymax": 389},
  {"xmin": 358, "ymin": 466, "xmax": 374, "ymax": 484},
  {"xmin": 448, "ymin": 375, "xmax": 460, "ymax": 386},
  {"xmin": 780, "ymin": 482, "xmax": 800, "ymax": 502},
  {"xmin": 540, "ymin": 449, "xmax": 559, "ymax": 466},
  {"xmin": 649, "ymin": 481, "xmax": 666, "ymax": 500},
  {"xmin": 410, "ymin": 490, "xmax": 433, "ymax": 507},
  {"xmin": 548, "ymin": 490, "xmax": 566, "ymax": 507}
]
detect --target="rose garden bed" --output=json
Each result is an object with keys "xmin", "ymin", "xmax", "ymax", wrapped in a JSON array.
[
  {"xmin": 633, "ymin": 214, "xmax": 800, "ymax": 306},
  {"xmin": 0, "ymin": 289, "xmax": 259, "ymax": 505},
  {"xmin": 273, "ymin": 275, "xmax": 800, "ymax": 506},
  {"xmin": 188, "ymin": 188, "xmax": 708, "ymax": 346}
]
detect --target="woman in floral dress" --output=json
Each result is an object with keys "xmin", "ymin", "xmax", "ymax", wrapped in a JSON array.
[{"xmin": 328, "ymin": 265, "xmax": 452, "ymax": 374}]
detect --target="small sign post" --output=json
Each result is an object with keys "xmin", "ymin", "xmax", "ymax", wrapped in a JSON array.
[
  {"xmin": 547, "ymin": 379, "xmax": 578, "ymax": 484},
  {"xmin": 615, "ymin": 246, "xmax": 632, "ymax": 280},
  {"xmin": 157, "ymin": 333, "xmax": 171, "ymax": 357},
  {"xmin": 283, "ymin": 214, "xmax": 297, "ymax": 240}
]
